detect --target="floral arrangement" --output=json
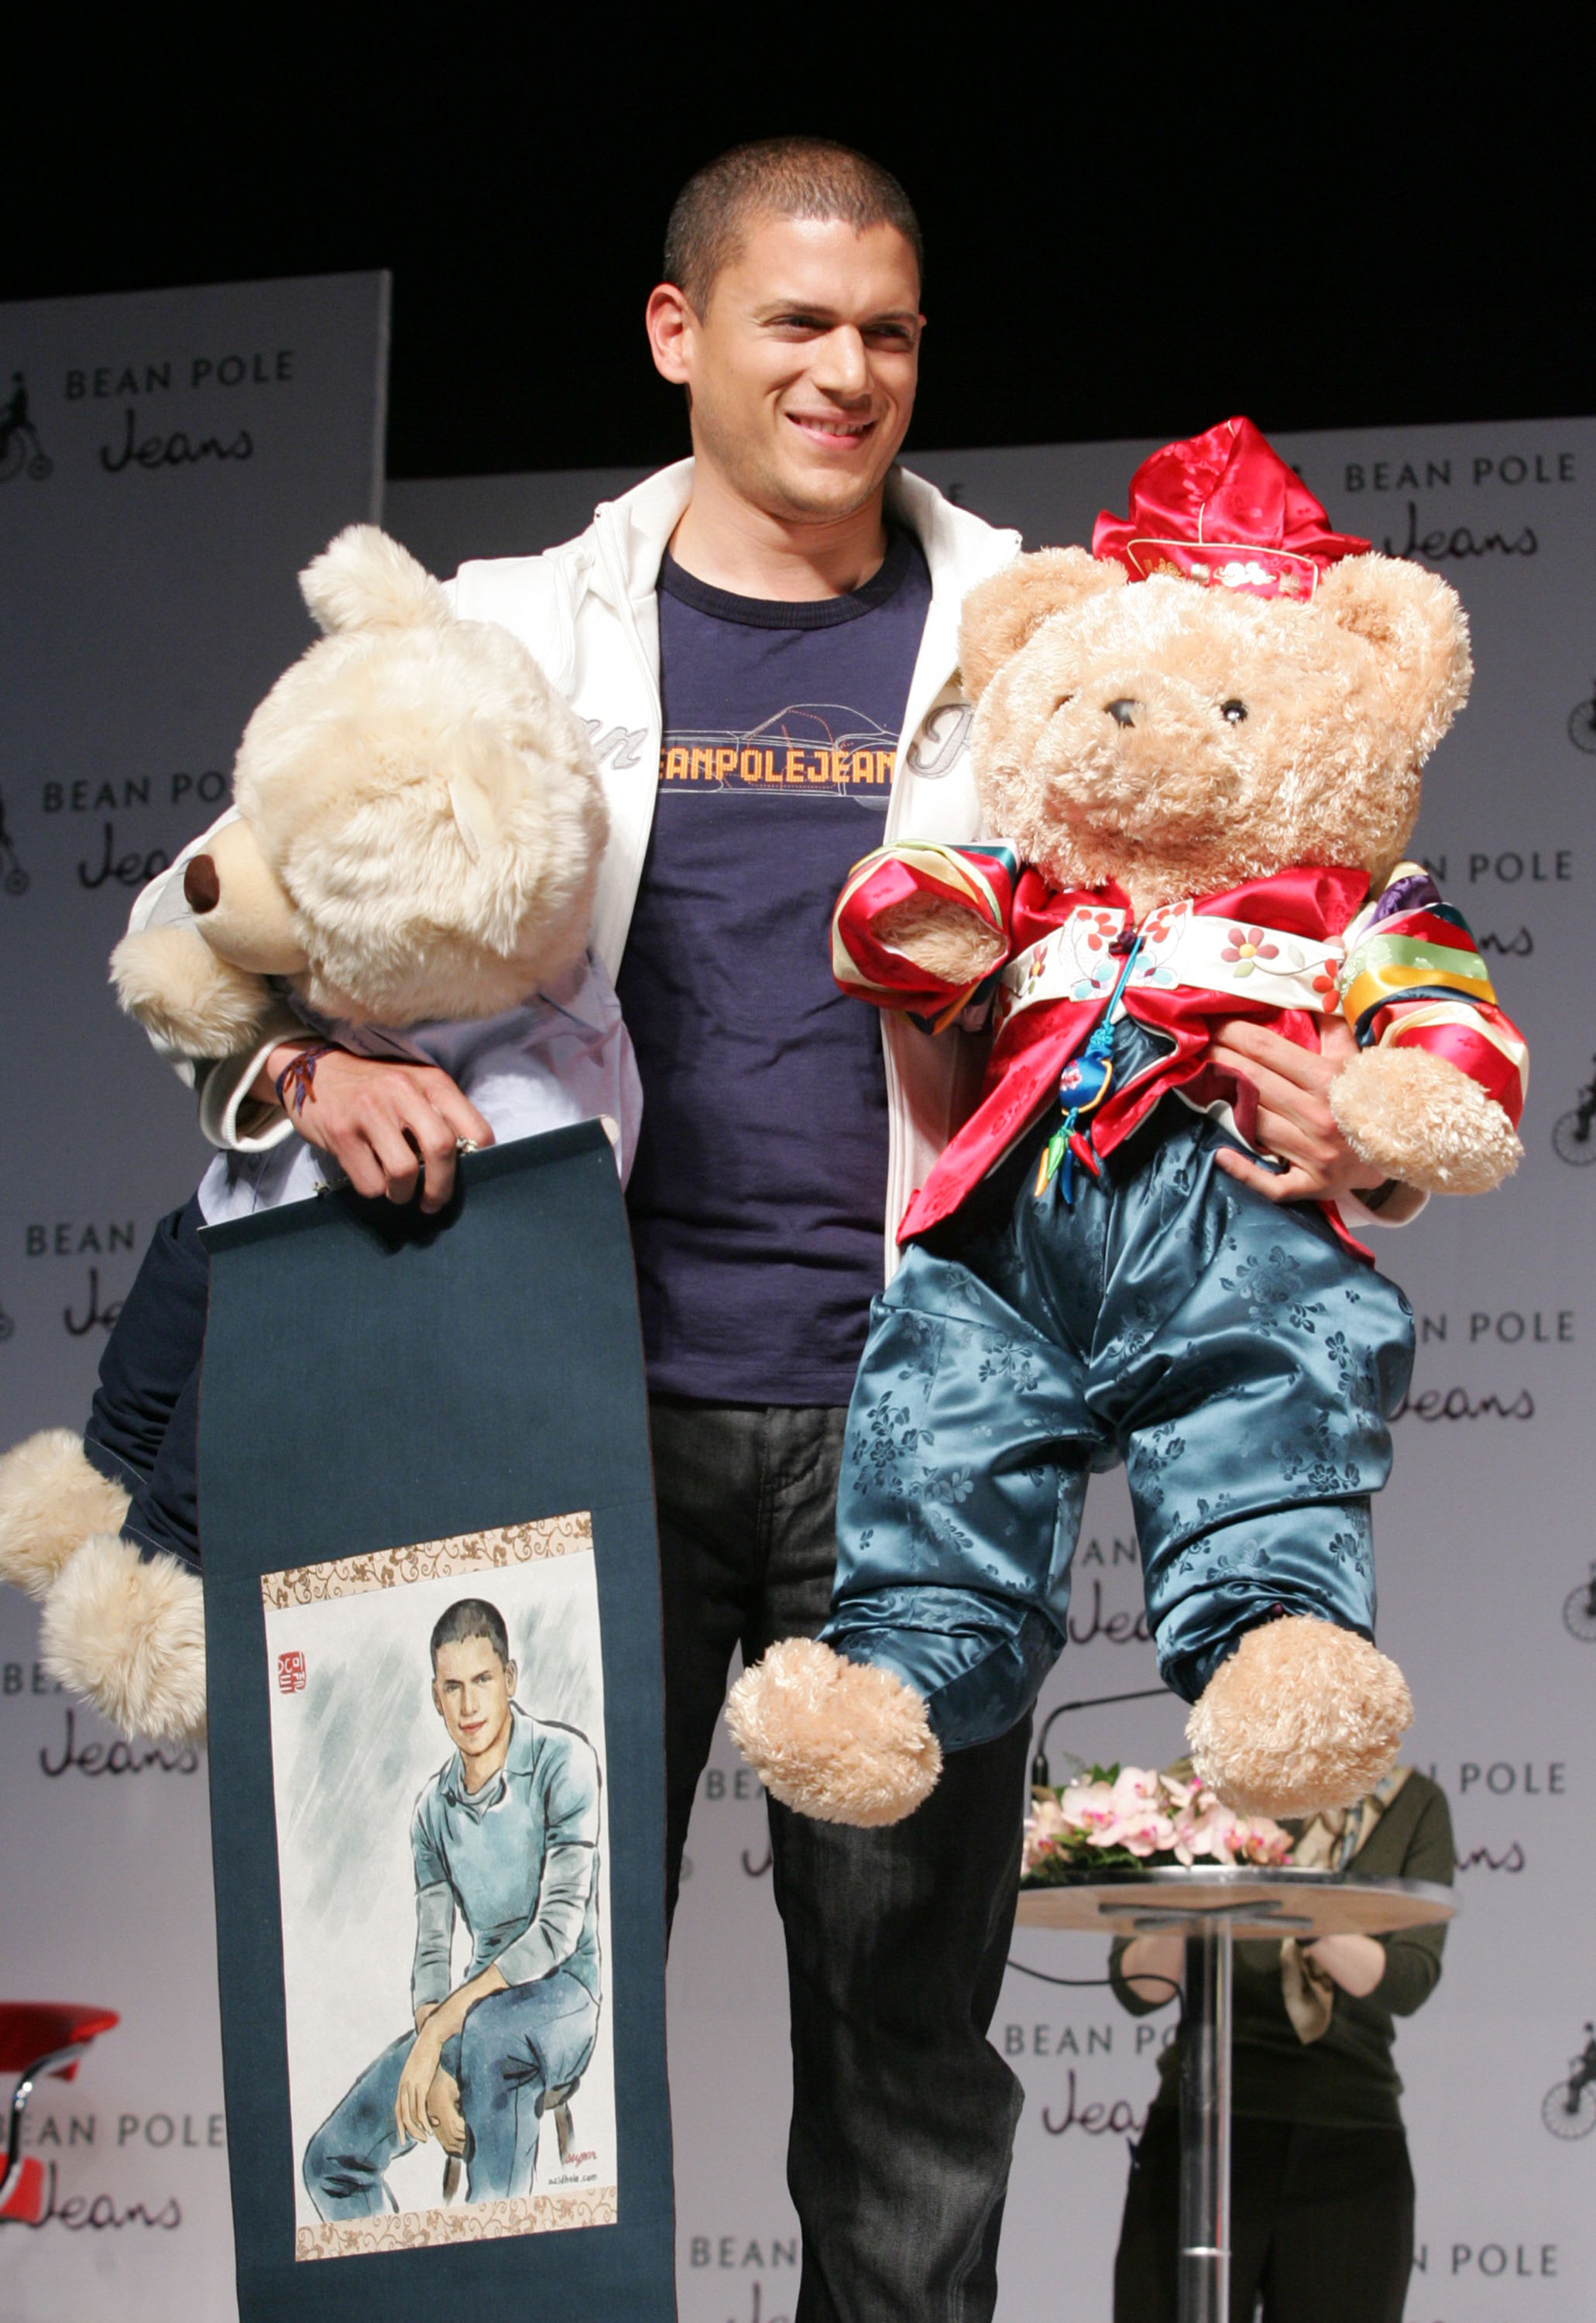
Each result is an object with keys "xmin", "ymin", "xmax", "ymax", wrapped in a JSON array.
[{"xmin": 1022, "ymin": 1763, "xmax": 1295, "ymax": 1882}]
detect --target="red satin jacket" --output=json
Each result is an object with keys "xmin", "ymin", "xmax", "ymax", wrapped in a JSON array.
[{"xmin": 831, "ymin": 848, "xmax": 1526, "ymax": 1246}]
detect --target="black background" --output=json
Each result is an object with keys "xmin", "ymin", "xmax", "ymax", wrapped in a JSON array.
[{"xmin": 10, "ymin": 22, "xmax": 1588, "ymax": 478}]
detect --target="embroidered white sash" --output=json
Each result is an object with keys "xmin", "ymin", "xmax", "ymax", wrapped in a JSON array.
[{"xmin": 992, "ymin": 901, "xmax": 1343, "ymax": 1035}]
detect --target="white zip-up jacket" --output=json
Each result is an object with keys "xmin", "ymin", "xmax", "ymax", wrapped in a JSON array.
[{"xmin": 130, "ymin": 458, "xmax": 1022, "ymax": 1278}]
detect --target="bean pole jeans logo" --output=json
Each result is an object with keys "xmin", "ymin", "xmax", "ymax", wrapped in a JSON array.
[
  {"xmin": 1551, "ymin": 1055, "xmax": 1596, "ymax": 1167},
  {"xmin": 0, "ymin": 786, "xmax": 29, "ymax": 897},
  {"xmin": 1563, "ymin": 1561, "xmax": 1596, "ymax": 1642},
  {"xmin": 0, "ymin": 372, "xmax": 51, "ymax": 485},
  {"xmin": 1568, "ymin": 675, "xmax": 1596, "ymax": 755},
  {"xmin": 1542, "ymin": 2023, "xmax": 1596, "ymax": 2139}
]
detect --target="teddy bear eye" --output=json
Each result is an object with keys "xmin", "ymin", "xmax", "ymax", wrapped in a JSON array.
[{"xmin": 1220, "ymin": 698, "xmax": 1248, "ymax": 723}]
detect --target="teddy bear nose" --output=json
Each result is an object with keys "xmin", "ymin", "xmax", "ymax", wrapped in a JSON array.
[
  {"xmin": 183, "ymin": 854, "xmax": 220, "ymax": 914},
  {"xmin": 1104, "ymin": 697, "xmax": 1140, "ymax": 729}
]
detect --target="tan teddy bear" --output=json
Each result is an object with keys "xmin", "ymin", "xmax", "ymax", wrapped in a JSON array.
[
  {"xmin": 728, "ymin": 418, "xmax": 1526, "ymax": 1826},
  {"xmin": 0, "ymin": 524, "xmax": 632, "ymax": 1743}
]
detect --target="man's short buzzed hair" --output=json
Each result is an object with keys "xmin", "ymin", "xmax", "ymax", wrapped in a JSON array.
[
  {"xmin": 430, "ymin": 1597, "xmax": 510, "ymax": 1669},
  {"xmin": 663, "ymin": 136, "xmax": 923, "ymax": 313}
]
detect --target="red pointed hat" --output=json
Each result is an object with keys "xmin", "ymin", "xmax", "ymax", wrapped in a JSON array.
[{"xmin": 1092, "ymin": 417, "xmax": 1370, "ymax": 601}]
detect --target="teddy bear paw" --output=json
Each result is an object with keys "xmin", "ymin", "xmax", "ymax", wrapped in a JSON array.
[
  {"xmin": 725, "ymin": 1637, "xmax": 942, "ymax": 1827},
  {"xmin": 110, "ymin": 923, "xmax": 280, "ymax": 1059},
  {"xmin": 1330, "ymin": 1044, "xmax": 1523, "ymax": 1196},
  {"xmin": 1186, "ymin": 1614, "xmax": 1412, "ymax": 1817},
  {"xmin": 872, "ymin": 894, "xmax": 1007, "ymax": 988},
  {"xmin": 0, "ymin": 1429, "xmax": 131, "ymax": 1601},
  {"xmin": 40, "ymin": 1533, "xmax": 207, "ymax": 1746}
]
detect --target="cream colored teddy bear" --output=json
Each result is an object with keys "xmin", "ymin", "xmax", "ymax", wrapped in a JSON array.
[
  {"xmin": 113, "ymin": 523, "xmax": 606, "ymax": 1052},
  {"xmin": 0, "ymin": 526, "xmax": 627, "ymax": 1744}
]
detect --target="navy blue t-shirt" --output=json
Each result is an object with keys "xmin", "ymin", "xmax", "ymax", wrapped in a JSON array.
[{"xmin": 616, "ymin": 530, "xmax": 932, "ymax": 1403}]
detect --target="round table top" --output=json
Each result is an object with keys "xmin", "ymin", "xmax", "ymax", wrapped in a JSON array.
[{"xmin": 1014, "ymin": 1867, "xmax": 1456, "ymax": 1939}]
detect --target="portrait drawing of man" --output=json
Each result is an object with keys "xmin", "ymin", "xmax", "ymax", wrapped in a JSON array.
[{"xmin": 301, "ymin": 1595, "xmax": 602, "ymax": 2216}]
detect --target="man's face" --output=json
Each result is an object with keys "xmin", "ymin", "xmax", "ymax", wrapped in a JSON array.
[
  {"xmin": 431, "ymin": 1636, "xmax": 516, "ymax": 1759},
  {"xmin": 657, "ymin": 214, "xmax": 922, "ymax": 526}
]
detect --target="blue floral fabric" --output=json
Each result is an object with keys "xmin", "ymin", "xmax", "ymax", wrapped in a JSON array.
[{"xmin": 823, "ymin": 1022, "xmax": 1415, "ymax": 1748}]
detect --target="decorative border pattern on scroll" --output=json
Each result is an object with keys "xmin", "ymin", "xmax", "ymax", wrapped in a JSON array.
[
  {"xmin": 295, "ymin": 2184, "xmax": 619, "ymax": 2259},
  {"xmin": 261, "ymin": 1512, "xmax": 594, "ymax": 1611}
]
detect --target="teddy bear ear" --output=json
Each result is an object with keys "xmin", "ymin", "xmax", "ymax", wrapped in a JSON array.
[
  {"xmin": 958, "ymin": 547, "xmax": 1126, "ymax": 704},
  {"xmin": 299, "ymin": 525, "xmax": 452, "ymax": 637},
  {"xmin": 448, "ymin": 720, "xmax": 527, "ymax": 863},
  {"xmin": 1315, "ymin": 553, "xmax": 1472, "ymax": 760}
]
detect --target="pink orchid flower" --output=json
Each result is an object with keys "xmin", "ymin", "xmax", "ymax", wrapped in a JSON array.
[{"xmin": 1022, "ymin": 1766, "xmax": 1293, "ymax": 1876}]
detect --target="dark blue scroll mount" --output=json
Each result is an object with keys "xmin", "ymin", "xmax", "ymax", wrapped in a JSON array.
[{"xmin": 198, "ymin": 1124, "xmax": 674, "ymax": 2321}]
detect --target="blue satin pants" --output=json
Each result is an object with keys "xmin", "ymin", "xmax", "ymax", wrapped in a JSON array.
[{"xmin": 823, "ymin": 1079, "xmax": 1414, "ymax": 1752}]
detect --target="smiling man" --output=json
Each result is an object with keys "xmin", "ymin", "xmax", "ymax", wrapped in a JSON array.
[
  {"xmin": 139, "ymin": 136, "xmax": 1390, "ymax": 2322},
  {"xmin": 248, "ymin": 146, "xmax": 1038, "ymax": 2318}
]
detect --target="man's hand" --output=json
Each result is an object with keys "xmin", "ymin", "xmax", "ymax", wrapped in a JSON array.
[
  {"xmin": 256, "ymin": 1046, "xmax": 493, "ymax": 1213},
  {"xmin": 395, "ymin": 1961, "xmax": 507, "ymax": 2145},
  {"xmin": 395, "ymin": 2018, "xmax": 446, "ymax": 2146},
  {"xmin": 426, "ymin": 2066, "xmax": 467, "ymax": 2157},
  {"xmin": 1206, "ymin": 1015, "xmax": 1388, "ymax": 1208}
]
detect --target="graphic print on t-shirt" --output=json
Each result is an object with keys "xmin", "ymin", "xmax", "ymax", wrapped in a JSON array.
[{"xmin": 658, "ymin": 705, "xmax": 896, "ymax": 800}]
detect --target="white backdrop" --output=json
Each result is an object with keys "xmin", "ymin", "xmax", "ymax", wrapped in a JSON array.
[
  {"xmin": 0, "ymin": 396, "xmax": 1587, "ymax": 2323},
  {"xmin": 0, "ymin": 272, "xmax": 389, "ymax": 2321},
  {"xmin": 393, "ymin": 420, "xmax": 1596, "ymax": 2323}
]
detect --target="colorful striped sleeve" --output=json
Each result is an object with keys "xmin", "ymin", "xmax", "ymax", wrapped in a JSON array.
[
  {"xmin": 1339, "ymin": 863, "xmax": 1529, "ymax": 1126},
  {"xmin": 832, "ymin": 842, "xmax": 1019, "ymax": 1031}
]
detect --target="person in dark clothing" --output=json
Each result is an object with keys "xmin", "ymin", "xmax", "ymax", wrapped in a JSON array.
[{"xmin": 1109, "ymin": 1767, "xmax": 1453, "ymax": 2323}]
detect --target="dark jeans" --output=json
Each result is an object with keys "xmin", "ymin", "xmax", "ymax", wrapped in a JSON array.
[
  {"xmin": 1113, "ymin": 2109, "xmax": 1416, "ymax": 2322},
  {"xmin": 652, "ymin": 1397, "xmax": 1030, "ymax": 2323},
  {"xmin": 84, "ymin": 1197, "xmax": 208, "ymax": 1569}
]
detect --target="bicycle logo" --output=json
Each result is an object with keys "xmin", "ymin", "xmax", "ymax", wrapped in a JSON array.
[
  {"xmin": 1552, "ymin": 1057, "xmax": 1596, "ymax": 1166},
  {"xmin": 0, "ymin": 371, "xmax": 51, "ymax": 486},
  {"xmin": 0, "ymin": 786, "xmax": 28, "ymax": 897},
  {"xmin": 1564, "ymin": 1562, "xmax": 1596, "ymax": 1642},
  {"xmin": 1543, "ymin": 2023, "xmax": 1596, "ymax": 2139},
  {"xmin": 1570, "ymin": 679, "xmax": 1596, "ymax": 757}
]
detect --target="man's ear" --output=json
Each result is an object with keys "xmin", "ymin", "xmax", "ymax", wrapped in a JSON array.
[
  {"xmin": 644, "ymin": 282, "xmax": 695, "ymax": 386},
  {"xmin": 503, "ymin": 1662, "xmax": 517, "ymax": 1696},
  {"xmin": 959, "ymin": 547, "xmax": 1125, "ymax": 705},
  {"xmin": 1316, "ymin": 552, "xmax": 1472, "ymax": 761}
]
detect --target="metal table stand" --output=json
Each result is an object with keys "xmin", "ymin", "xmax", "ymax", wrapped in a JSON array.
[{"xmin": 1014, "ymin": 1868, "xmax": 1454, "ymax": 2323}]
